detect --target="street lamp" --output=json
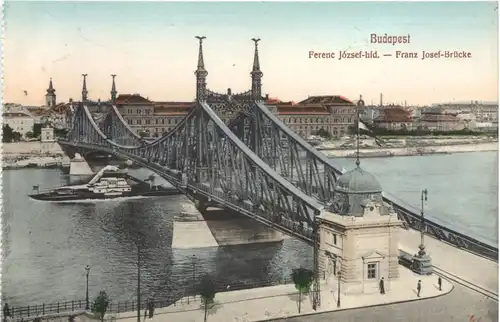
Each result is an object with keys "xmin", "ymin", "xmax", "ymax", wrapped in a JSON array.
[
  {"xmin": 137, "ymin": 244, "xmax": 141, "ymax": 322},
  {"xmin": 336, "ymin": 270, "xmax": 341, "ymax": 308},
  {"xmin": 419, "ymin": 189, "xmax": 428, "ymax": 256},
  {"xmin": 412, "ymin": 189, "xmax": 432, "ymax": 275},
  {"xmin": 192, "ymin": 255, "xmax": 196, "ymax": 285},
  {"xmin": 85, "ymin": 265, "xmax": 90, "ymax": 310}
]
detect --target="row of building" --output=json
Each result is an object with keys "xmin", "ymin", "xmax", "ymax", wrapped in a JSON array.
[
  {"xmin": 360, "ymin": 102, "xmax": 498, "ymax": 133},
  {"xmin": 4, "ymin": 83, "xmax": 498, "ymax": 140},
  {"xmin": 4, "ymin": 77, "xmax": 498, "ymax": 141},
  {"xmin": 4, "ymin": 38, "xmax": 498, "ymax": 139}
]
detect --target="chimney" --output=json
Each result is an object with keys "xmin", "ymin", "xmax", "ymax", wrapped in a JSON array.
[
  {"xmin": 265, "ymin": 94, "xmax": 269, "ymax": 100},
  {"xmin": 380, "ymin": 93, "xmax": 383, "ymax": 107}
]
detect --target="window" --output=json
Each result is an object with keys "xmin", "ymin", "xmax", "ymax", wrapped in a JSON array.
[
  {"xmin": 332, "ymin": 234, "xmax": 337, "ymax": 245},
  {"xmin": 367, "ymin": 263, "xmax": 377, "ymax": 279}
]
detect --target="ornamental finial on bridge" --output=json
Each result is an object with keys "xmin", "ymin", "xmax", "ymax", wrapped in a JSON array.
[
  {"xmin": 195, "ymin": 36, "xmax": 208, "ymax": 101},
  {"xmin": 195, "ymin": 36, "xmax": 206, "ymax": 70},
  {"xmin": 251, "ymin": 38, "xmax": 261, "ymax": 71},
  {"xmin": 81, "ymin": 73, "xmax": 88, "ymax": 102},
  {"xmin": 110, "ymin": 74, "xmax": 117, "ymax": 102},
  {"xmin": 251, "ymin": 38, "xmax": 263, "ymax": 100}
]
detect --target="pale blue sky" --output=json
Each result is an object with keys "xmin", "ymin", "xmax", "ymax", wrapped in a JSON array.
[{"xmin": 3, "ymin": 1, "xmax": 498, "ymax": 105}]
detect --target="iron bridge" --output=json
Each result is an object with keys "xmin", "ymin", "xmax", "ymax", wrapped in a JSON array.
[{"xmin": 58, "ymin": 36, "xmax": 498, "ymax": 309}]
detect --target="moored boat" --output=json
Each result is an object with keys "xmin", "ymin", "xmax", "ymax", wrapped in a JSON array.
[{"xmin": 29, "ymin": 165, "xmax": 183, "ymax": 202}]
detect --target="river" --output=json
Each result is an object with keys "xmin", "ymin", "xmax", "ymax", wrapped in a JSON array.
[{"xmin": 2, "ymin": 151, "xmax": 497, "ymax": 306}]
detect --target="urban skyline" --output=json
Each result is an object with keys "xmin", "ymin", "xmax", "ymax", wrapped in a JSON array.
[
  {"xmin": 3, "ymin": 1, "xmax": 498, "ymax": 106},
  {"xmin": 6, "ymin": 75, "xmax": 498, "ymax": 108}
]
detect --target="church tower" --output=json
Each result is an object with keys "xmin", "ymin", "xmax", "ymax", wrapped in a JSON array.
[{"xmin": 45, "ymin": 78, "xmax": 56, "ymax": 107}]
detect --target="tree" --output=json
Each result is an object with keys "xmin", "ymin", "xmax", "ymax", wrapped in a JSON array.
[
  {"xmin": 91, "ymin": 291, "xmax": 110, "ymax": 322},
  {"xmin": 54, "ymin": 128, "xmax": 68, "ymax": 138},
  {"xmin": 2, "ymin": 124, "xmax": 14, "ymax": 143},
  {"xmin": 2, "ymin": 125, "xmax": 22, "ymax": 143},
  {"xmin": 290, "ymin": 267, "xmax": 314, "ymax": 313},
  {"xmin": 25, "ymin": 131, "xmax": 34, "ymax": 139},
  {"xmin": 32, "ymin": 123, "xmax": 43, "ymax": 138},
  {"xmin": 12, "ymin": 131, "xmax": 22, "ymax": 142},
  {"xmin": 198, "ymin": 274, "xmax": 217, "ymax": 322},
  {"xmin": 313, "ymin": 128, "xmax": 332, "ymax": 139},
  {"xmin": 138, "ymin": 131, "xmax": 147, "ymax": 138}
]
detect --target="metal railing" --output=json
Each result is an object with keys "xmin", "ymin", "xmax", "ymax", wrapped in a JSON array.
[
  {"xmin": 385, "ymin": 196, "xmax": 498, "ymax": 262},
  {"xmin": 4, "ymin": 300, "xmax": 87, "ymax": 319},
  {"xmin": 3, "ymin": 276, "xmax": 295, "ymax": 319}
]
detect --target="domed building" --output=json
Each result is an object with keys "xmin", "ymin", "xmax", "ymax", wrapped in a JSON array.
[
  {"xmin": 330, "ymin": 164, "xmax": 391, "ymax": 217},
  {"xmin": 316, "ymin": 161, "xmax": 403, "ymax": 295},
  {"xmin": 356, "ymin": 94, "xmax": 365, "ymax": 108}
]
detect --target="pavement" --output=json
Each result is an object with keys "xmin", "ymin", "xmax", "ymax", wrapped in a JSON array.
[
  {"xmin": 399, "ymin": 229, "xmax": 499, "ymax": 295},
  {"xmin": 270, "ymin": 283, "xmax": 498, "ymax": 322},
  {"xmin": 100, "ymin": 267, "xmax": 452, "ymax": 322}
]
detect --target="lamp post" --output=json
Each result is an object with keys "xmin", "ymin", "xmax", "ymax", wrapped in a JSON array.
[
  {"xmin": 192, "ymin": 255, "xmax": 196, "ymax": 285},
  {"xmin": 419, "ymin": 189, "xmax": 428, "ymax": 256},
  {"xmin": 336, "ymin": 270, "xmax": 341, "ymax": 308},
  {"xmin": 85, "ymin": 265, "xmax": 90, "ymax": 310},
  {"xmin": 412, "ymin": 188, "xmax": 432, "ymax": 275},
  {"xmin": 137, "ymin": 244, "xmax": 141, "ymax": 322}
]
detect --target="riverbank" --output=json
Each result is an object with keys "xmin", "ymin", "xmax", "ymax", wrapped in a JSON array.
[
  {"xmin": 322, "ymin": 142, "xmax": 497, "ymax": 158},
  {"xmin": 2, "ymin": 141, "xmax": 71, "ymax": 169},
  {"xmin": 3, "ymin": 156, "xmax": 70, "ymax": 170},
  {"xmin": 2, "ymin": 139, "xmax": 497, "ymax": 170}
]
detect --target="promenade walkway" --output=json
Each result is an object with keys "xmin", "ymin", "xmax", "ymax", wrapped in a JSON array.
[
  {"xmin": 103, "ymin": 267, "xmax": 451, "ymax": 322},
  {"xmin": 399, "ymin": 229, "xmax": 498, "ymax": 295}
]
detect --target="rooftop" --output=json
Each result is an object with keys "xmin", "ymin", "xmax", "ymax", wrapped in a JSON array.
[
  {"xmin": 115, "ymin": 94, "xmax": 152, "ymax": 105},
  {"xmin": 298, "ymin": 95, "xmax": 354, "ymax": 105}
]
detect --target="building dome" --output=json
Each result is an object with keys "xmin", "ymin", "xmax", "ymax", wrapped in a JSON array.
[
  {"xmin": 335, "ymin": 166, "xmax": 382, "ymax": 194},
  {"xmin": 356, "ymin": 94, "xmax": 365, "ymax": 107}
]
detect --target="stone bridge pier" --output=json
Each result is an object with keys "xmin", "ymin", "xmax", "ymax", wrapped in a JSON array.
[
  {"xmin": 57, "ymin": 143, "xmax": 94, "ymax": 176},
  {"xmin": 172, "ymin": 198, "xmax": 284, "ymax": 249}
]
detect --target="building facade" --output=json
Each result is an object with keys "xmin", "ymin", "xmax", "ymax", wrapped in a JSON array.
[
  {"xmin": 317, "ymin": 165, "xmax": 402, "ymax": 294},
  {"xmin": 373, "ymin": 107, "xmax": 413, "ymax": 130},
  {"xmin": 2, "ymin": 111, "xmax": 35, "ymax": 137},
  {"xmin": 276, "ymin": 95, "xmax": 357, "ymax": 138},
  {"xmin": 418, "ymin": 112, "xmax": 463, "ymax": 131},
  {"xmin": 116, "ymin": 94, "xmax": 357, "ymax": 139}
]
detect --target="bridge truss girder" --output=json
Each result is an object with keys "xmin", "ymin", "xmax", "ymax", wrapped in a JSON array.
[
  {"xmin": 60, "ymin": 102, "xmax": 324, "ymax": 247},
  {"xmin": 229, "ymin": 101, "xmax": 340, "ymax": 205}
]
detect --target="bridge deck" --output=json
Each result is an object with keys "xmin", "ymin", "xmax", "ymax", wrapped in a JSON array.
[{"xmin": 399, "ymin": 229, "xmax": 498, "ymax": 295}]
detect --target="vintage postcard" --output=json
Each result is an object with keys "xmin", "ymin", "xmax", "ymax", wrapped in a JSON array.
[{"xmin": 1, "ymin": 2, "xmax": 498, "ymax": 322}]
